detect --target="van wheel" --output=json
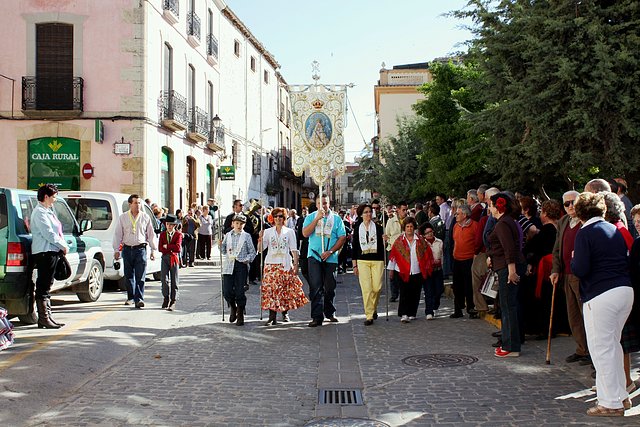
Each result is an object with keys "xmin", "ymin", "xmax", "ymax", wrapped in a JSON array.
[{"xmin": 77, "ymin": 259, "xmax": 104, "ymax": 302}]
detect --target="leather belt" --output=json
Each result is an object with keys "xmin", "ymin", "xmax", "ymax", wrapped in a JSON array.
[{"xmin": 124, "ymin": 244, "xmax": 147, "ymax": 249}]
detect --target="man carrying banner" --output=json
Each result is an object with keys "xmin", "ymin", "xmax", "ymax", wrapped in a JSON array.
[{"xmin": 303, "ymin": 195, "xmax": 346, "ymax": 327}]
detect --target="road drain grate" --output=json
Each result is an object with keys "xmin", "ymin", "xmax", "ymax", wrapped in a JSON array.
[{"xmin": 318, "ymin": 388, "xmax": 364, "ymax": 405}]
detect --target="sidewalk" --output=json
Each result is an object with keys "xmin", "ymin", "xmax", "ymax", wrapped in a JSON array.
[{"xmin": 25, "ymin": 267, "xmax": 640, "ymax": 426}]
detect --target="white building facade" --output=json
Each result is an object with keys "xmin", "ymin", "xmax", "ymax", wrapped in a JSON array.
[{"xmin": 0, "ymin": 0, "xmax": 298, "ymax": 215}]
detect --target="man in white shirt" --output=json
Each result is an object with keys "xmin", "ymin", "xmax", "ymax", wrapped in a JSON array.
[{"xmin": 113, "ymin": 194, "xmax": 157, "ymax": 308}]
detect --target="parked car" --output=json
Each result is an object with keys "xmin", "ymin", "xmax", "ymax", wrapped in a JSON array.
[
  {"xmin": 0, "ymin": 187, "xmax": 105, "ymax": 324},
  {"xmin": 60, "ymin": 191, "xmax": 162, "ymax": 290}
]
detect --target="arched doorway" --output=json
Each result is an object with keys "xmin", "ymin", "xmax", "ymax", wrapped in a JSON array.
[{"xmin": 186, "ymin": 156, "xmax": 196, "ymax": 206}]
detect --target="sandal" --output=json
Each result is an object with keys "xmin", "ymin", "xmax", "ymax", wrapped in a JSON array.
[{"xmin": 586, "ymin": 405, "xmax": 624, "ymax": 417}]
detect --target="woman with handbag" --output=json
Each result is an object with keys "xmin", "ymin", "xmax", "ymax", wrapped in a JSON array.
[
  {"xmin": 30, "ymin": 184, "xmax": 69, "ymax": 329},
  {"xmin": 487, "ymin": 193, "xmax": 526, "ymax": 357}
]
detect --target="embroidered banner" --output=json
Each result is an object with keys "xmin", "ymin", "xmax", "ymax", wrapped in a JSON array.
[{"xmin": 289, "ymin": 85, "xmax": 347, "ymax": 185}]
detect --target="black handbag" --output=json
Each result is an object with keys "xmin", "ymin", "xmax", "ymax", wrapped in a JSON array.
[{"xmin": 54, "ymin": 252, "xmax": 72, "ymax": 281}]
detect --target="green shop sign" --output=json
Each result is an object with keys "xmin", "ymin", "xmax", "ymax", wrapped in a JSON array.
[
  {"xmin": 219, "ymin": 165, "xmax": 235, "ymax": 181},
  {"xmin": 28, "ymin": 137, "xmax": 81, "ymax": 190}
]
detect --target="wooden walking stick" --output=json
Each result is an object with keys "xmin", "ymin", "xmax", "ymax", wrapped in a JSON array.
[{"xmin": 546, "ymin": 282, "xmax": 557, "ymax": 365}]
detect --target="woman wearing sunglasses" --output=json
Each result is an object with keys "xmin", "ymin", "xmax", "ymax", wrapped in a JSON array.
[{"xmin": 258, "ymin": 207, "xmax": 308, "ymax": 325}]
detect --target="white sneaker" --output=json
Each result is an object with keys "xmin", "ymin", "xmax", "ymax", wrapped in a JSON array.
[
  {"xmin": 401, "ymin": 315, "xmax": 409, "ymax": 323},
  {"xmin": 426, "ymin": 314, "xmax": 434, "ymax": 320},
  {"xmin": 409, "ymin": 316, "xmax": 415, "ymax": 321},
  {"xmin": 124, "ymin": 299, "xmax": 134, "ymax": 306}
]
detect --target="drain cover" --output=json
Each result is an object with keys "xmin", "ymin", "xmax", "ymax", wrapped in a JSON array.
[
  {"xmin": 318, "ymin": 388, "xmax": 364, "ymax": 405},
  {"xmin": 305, "ymin": 418, "xmax": 390, "ymax": 427},
  {"xmin": 402, "ymin": 353, "xmax": 478, "ymax": 368}
]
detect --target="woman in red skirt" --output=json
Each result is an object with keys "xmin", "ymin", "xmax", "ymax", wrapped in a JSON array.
[{"xmin": 259, "ymin": 207, "xmax": 309, "ymax": 325}]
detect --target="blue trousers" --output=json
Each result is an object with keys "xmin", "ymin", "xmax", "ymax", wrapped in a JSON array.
[
  {"xmin": 497, "ymin": 266, "xmax": 523, "ymax": 352},
  {"xmin": 307, "ymin": 257, "xmax": 337, "ymax": 321},
  {"xmin": 222, "ymin": 261, "xmax": 248, "ymax": 308},
  {"xmin": 123, "ymin": 246, "xmax": 147, "ymax": 302}
]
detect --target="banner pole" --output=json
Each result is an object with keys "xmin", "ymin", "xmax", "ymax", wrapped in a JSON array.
[
  {"xmin": 383, "ymin": 207, "xmax": 389, "ymax": 321},
  {"xmin": 218, "ymin": 208, "xmax": 225, "ymax": 322},
  {"xmin": 259, "ymin": 200, "xmax": 264, "ymax": 321}
]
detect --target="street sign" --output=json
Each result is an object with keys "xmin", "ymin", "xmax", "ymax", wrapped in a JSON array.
[{"xmin": 219, "ymin": 165, "xmax": 235, "ymax": 180}]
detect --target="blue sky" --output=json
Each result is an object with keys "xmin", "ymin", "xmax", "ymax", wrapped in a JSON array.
[{"xmin": 225, "ymin": 0, "xmax": 473, "ymax": 161}]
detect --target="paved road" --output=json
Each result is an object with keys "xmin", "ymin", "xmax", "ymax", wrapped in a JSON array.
[{"xmin": 1, "ymin": 265, "xmax": 639, "ymax": 426}]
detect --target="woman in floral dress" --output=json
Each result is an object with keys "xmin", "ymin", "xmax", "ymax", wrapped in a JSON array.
[{"xmin": 259, "ymin": 207, "xmax": 309, "ymax": 325}]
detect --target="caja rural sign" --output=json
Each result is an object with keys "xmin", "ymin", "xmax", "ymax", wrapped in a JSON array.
[{"xmin": 28, "ymin": 137, "xmax": 81, "ymax": 190}]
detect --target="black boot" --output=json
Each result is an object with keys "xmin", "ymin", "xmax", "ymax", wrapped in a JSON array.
[
  {"xmin": 282, "ymin": 310, "xmax": 290, "ymax": 322},
  {"xmin": 162, "ymin": 297, "xmax": 169, "ymax": 309},
  {"xmin": 45, "ymin": 297, "xmax": 65, "ymax": 327},
  {"xmin": 236, "ymin": 306, "xmax": 245, "ymax": 326},
  {"xmin": 265, "ymin": 310, "xmax": 277, "ymax": 326},
  {"xmin": 37, "ymin": 298, "xmax": 60, "ymax": 329},
  {"xmin": 229, "ymin": 302, "xmax": 237, "ymax": 323}
]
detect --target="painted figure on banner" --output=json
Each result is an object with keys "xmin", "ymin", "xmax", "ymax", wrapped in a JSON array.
[{"xmin": 305, "ymin": 112, "xmax": 332, "ymax": 149}]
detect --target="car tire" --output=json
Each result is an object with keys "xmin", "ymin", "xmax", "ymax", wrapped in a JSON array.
[
  {"xmin": 76, "ymin": 259, "xmax": 104, "ymax": 302},
  {"xmin": 152, "ymin": 271, "xmax": 162, "ymax": 281}
]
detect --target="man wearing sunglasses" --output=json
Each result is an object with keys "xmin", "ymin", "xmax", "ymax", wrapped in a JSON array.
[
  {"xmin": 550, "ymin": 190, "xmax": 590, "ymax": 364},
  {"xmin": 302, "ymin": 195, "xmax": 346, "ymax": 327}
]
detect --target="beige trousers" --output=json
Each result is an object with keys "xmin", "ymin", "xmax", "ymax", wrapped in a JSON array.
[
  {"xmin": 471, "ymin": 252, "xmax": 489, "ymax": 312},
  {"xmin": 357, "ymin": 260, "xmax": 384, "ymax": 320}
]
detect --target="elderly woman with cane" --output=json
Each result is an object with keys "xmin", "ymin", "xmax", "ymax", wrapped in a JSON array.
[
  {"xmin": 352, "ymin": 203, "xmax": 385, "ymax": 325},
  {"xmin": 259, "ymin": 207, "xmax": 308, "ymax": 326},
  {"xmin": 571, "ymin": 192, "xmax": 633, "ymax": 416}
]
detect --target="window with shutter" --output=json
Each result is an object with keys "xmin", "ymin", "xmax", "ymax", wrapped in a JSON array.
[{"xmin": 36, "ymin": 23, "xmax": 74, "ymax": 110}]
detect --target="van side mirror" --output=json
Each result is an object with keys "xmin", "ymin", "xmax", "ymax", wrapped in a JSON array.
[{"xmin": 79, "ymin": 219, "xmax": 93, "ymax": 232}]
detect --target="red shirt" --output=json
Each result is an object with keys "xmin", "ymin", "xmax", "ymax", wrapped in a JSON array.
[{"xmin": 562, "ymin": 222, "xmax": 580, "ymax": 275}]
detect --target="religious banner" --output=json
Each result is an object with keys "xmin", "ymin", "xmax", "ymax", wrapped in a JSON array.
[{"xmin": 289, "ymin": 84, "xmax": 347, "ymax": 185}]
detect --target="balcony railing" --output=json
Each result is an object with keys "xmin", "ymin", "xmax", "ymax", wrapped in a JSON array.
[
  {"xmin": 159, "ymin": 90, "xmax": 188, "ymax": 131},
  {"xmin": 207, "ymin": 123, "xmax": 225, "ymax": 152},
  {"xmin": 187, "ymin": 11, "xmax": 201, "ymax": 40},
  {"xmin": 22, "ymin": 76, "xmax": 84, "ymax": 111},
  {"xmin": 206, "ymin": 33, "xmax": 219, "ymax": 59},
  {"xmin": 163, "ymin": 0, "xmax": 179, "ymax": 18},
  {"xmin": 187, "ymin": 107, "xmax": 209, "ymax": 142}
]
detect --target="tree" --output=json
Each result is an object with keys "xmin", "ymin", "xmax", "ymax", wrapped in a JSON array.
[
  {"xmin": 377, "ymin": 117, "xmax": 424, "ymax": 203},
  {"xmin": 352, "ymin": 150, "xmax": 383, "ymax": 197},
  {"xmin": 455, "ymin": 0, "xmax": 640, "ymax": 196},
  {"xmin": 412, "ymin": 60, "xmax": 493, "ymax": 197}
]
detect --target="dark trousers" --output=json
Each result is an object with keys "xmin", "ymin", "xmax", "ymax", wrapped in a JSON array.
[
  {"xmin": 223, "ymin": 261, "xmax": 248, "ymax": 308},
  {"xmin": 300, "ymin": 256, "xmax": 310, "ymax": 284},
  {"xmin": 398, "ymin": 273, "xmax": 423, "ymax": 317},
  {"xmin": 424, "ymin": 268, "xmax": 444, "ymax": 315},
  {"xmin": 123, "ymin": 245, "xmax": 147, "ymax": 302},
  {"xmin": 388, "ymin": 250, "xmax": 399, "ymax": 299},
  {"xmin": 32, "ymin": 251, "xmax": 58, "ymax": 300},
  {"xmin": 182, "ymin": 238, "xmax": 196, "ymax": 265},
  {"xmin": 161, "ymin": 254, "xmax": 179, "ymax": 301},
  {"xmin": 453, "ymin": 258, "xmax": 475, "ymax": 314},
  {"xmin": 307, "ymin": 257, "xmax": 337, "ymax": 321},
  {"xmin": 498, "ymin": 267, "xmax": 522, "ymax": 352},
  {"xmin": 249, "ymin": 254, "xmax": 261, "ymax": 282},
  {"xmin": 197, "ymin": 234, "xmax": 212, "ymax": 259}
]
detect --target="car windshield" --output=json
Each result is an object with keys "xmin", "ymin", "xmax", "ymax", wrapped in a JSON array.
[{"xmin": 66, "ymin": 198, "xmax": 113, "ymax": 231}]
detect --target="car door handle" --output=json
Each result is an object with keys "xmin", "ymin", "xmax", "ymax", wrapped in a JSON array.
[{"xmin": 67, "ymin": 240, "xmax": 74, "ymax": 244}]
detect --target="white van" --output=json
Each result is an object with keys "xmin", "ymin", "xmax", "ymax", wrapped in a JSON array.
[{"xmin": 59, "ymin": 191, "xmax": 162, "ymax": 288}]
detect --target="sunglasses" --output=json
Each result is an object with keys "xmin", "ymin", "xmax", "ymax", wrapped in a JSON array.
[
  {"xmin": 362, "ymin": 210, "xmax": 372, "ymax": 214},
  {"xmin": 274, "ymin": 215, "xmax": 285, "ymax": 218},
  {"xmin": 564, "ymin": 200, "xmax": 575, "ymax": 207}
]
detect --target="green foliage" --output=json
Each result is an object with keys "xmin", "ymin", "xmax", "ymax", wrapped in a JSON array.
[
  {"xmin": 377, "ymin": 117, "xmax": 424, "ymax": 203},
  {"xmin": 455, "ymin": 0, "xmax": 640, "ymax": 195},
  {"xmin": 352, "ymin": 151, "xmax": 383, "ymax": 195},
  {"xmin": 412, "ymin": 60, "xmax": 494, "ymax": 197}
]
